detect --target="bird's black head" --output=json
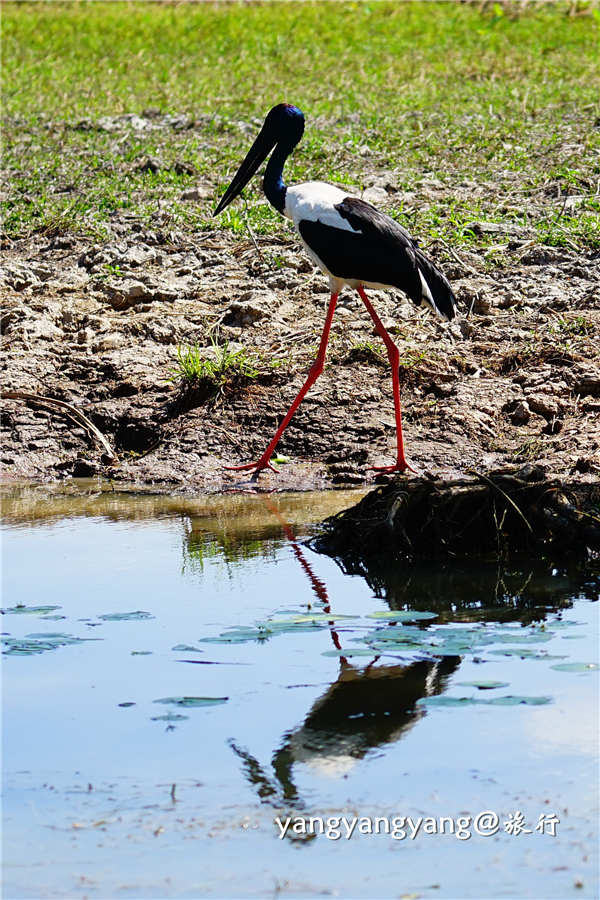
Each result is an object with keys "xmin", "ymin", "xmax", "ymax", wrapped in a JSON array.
[
  {"xmin": 263, "ymin": 103, "xmax": 305, "ymax": 146},
  {"xmin": 213, "ymin": 103, "xmax": 305, "ymax": 216}
]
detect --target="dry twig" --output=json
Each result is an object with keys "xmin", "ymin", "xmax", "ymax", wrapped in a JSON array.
[{"xmin": 3, "ymin": 390, "xmax": 117, "ymax": 462}]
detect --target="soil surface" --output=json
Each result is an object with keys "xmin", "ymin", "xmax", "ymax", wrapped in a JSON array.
[{"xmin": 2, "ymin": 215, "xmax": 599, "ymax": 491}]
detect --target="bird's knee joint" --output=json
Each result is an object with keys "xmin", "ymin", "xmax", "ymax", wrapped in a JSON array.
[{"xmin": 387, "ymin": 346, "xmax": 400, "ymax": 366}]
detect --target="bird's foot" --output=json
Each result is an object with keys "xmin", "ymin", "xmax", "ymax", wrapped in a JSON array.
[
  {"xmin": 224, "ymin": 458, "xmax": 279, "ymax": 481},
  {"xmin": 367, "ymin": 460, "xmax": 416, "ymax": 475}
]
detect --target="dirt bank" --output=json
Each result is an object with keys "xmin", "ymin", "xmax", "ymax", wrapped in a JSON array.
[{"xmin": 2, "ymin": 218, "xmax": 599, "ymax": 491}]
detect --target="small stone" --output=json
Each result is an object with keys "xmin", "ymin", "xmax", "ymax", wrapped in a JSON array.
[
  {"xmin": 134, "ymin": 156, "xmax": 161, "ymax": 174},
  {"xmin": 574, "ymin": 374, "xmax": 600, "ymax": 398},
  {"xmin": 526, "ymin": 393, "xmax": 560, "ymax": 420},
  {"xmin": 93, "ymin": 333, "xmax": 126, "ymax": 352},
  {"xmin": 77, "ymin": 328, "xmax": 94, "ymax": 345},
  {"xmin": 174, "ymin": 160, "xmax": 196, "ymax": 176},
  {"xmin": 362, "ymin": 186, "xmax": 389, "ymax": 206},
  {"xmin": 180, "ymin": 184, "xmax": 212, "ymax": 201},
  {"xmin": 510, "ymin": 400, "xmax": 531, "ymax": 426},
  {"xmin": 331, "ymin": 471, "xmax": 365, "ymax": 485},
  {"xmin": 458, "ymin": 319, "xmax": 475, "ymax": 338},
  {"xmin": 100, "ymin": 279, "xmax": 151, "ymax": 309},
  {"xmin": 542, "ymin": 418, "xmax": 563, "ymax": 436},
  {"xmin": 223, "ymin": 301, "xmax": 267, "ymax": 327}
]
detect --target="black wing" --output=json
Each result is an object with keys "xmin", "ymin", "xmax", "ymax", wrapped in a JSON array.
[{"xmin": 298, "ymin": 197, "xmax": 456, "ymax": 320}]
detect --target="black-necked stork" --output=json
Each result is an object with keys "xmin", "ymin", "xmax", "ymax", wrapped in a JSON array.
[{"xmin": 214, "ymin": 103, "xmax": 456, "ymax": 479}]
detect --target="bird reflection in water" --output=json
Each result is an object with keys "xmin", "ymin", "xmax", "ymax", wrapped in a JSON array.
[{"xmin": 230, "ymin": 497, "xmax": 460, "ymax": 808}]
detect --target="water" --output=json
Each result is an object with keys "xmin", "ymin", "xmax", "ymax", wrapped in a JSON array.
[{"xmin": 2, "ymin": 482, "xmax": 598, "ymax": 899}]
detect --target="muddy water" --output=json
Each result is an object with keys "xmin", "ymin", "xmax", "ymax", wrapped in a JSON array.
[{"xmin": 2, "ymin": 482, "xmax": 598, "ymax": 900}]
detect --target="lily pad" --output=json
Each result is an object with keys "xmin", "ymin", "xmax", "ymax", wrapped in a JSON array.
[
  {"xmin": 172, "ymin": 643, "xmax": 203, "ymax": 652},
  {"xmin": 270, "ymin": 613, "xmax": 358, "ymax": 624},
  {"xmin": 2, "ymin": 633, "xmax": 101, "ymax": 655},
  {"xmin": 322, "ymin": 648, "xmax": 380, "ymax": 658},
  {"xmin": 364, "ymin": 624, "xmax": 430, "ymax": 642},
  {"xmin": 153, "ymin": 696, "xmax": 228, "ymax": 707},
  {"xmin": 456, "ymin": 680, "xmax": 510, "ymax": 690},
  {"xmin": 493, "ymin": 632, "xmax": 554, "ymax": 644},
  {"xmin": 371, "ymin": 642, "xmax": 427, "ymax": 653},
  {"xmin": 419, "ymin": 694, "xmax": 552, "ymax": 707},
  {"xmin": 131, "ymin": 650, "xmax": 152, "ymax": 656},
  {"xmin": 199, "ymin": 627, "xmax": 274, "ymax": 644},
  {"xmin": 1, "ymin": 605, "xmax": 62, "ymax": 616},
  {"xmin": 418, "ymin": 696, "xmax": 480, "ymax": 707},
  {"xmin": 486, "ymin": 695, "xmax": 552, "ymax": 706},
  {"xmin": 202, "ymin": 616, "xmax": 335, "ymax": 644},
  {"xmin": 151, "ymin": 712, "xmax": 189, "ymax": 722},
  {"xmin": 99, "ymin": 611, "xmax": 154, "ymax": 621},
  {"xmin": 550, "ymin": 662, "xmax": 599, "ymax": 672},
  {"xmin": 366, "ymin": 610, "xmax": 437, "ymax": 621},
  {"xmin": 488, "ymin": 649, "xmax": 568, "ymax": 659},
  {"xmin": 2, "ymin": 639, "xmax": 60, "ymax": 655}
]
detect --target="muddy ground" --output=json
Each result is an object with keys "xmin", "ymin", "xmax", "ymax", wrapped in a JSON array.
[{"xmin": 2, "ymin": 205, "xmax": 599, "ymax": 491}]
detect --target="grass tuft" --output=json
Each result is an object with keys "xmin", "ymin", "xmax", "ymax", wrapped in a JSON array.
[{"xmin": 169, "ymin": 341, "xmax": 260, "ymax": 405}]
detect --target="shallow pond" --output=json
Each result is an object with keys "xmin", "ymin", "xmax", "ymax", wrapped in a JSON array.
[{"xmin": 2, "ymin": 482, "xmax": 599, "ymax": 899}]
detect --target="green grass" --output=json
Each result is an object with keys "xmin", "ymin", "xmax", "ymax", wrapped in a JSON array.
[
  {"xmin": 169, "ymin": 341, "xmax": 260, "ymax": 403},
  {"xmin": 2, "ymin": 1, "xmax": 599, "ymax": 249}
]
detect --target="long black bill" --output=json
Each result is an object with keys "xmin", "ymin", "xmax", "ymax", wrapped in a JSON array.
[{"xmin": 213, "ymin": 124, "xmax": 277, "ymax": 216}]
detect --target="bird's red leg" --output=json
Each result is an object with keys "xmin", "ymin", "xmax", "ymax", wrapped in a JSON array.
[
  {"xmin": 225, "ymin": 292, "xmax": 339, "ymax": 479},
  {"xmin": 357, "ymin": 285, "xmax": 414, "ymax": 474}
]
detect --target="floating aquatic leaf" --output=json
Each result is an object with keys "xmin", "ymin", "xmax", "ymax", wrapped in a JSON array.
[
  {"xmin": 199, "ymin": 629, "xmax": 272, "ymax": 644},
  {"xmin": 488, "ymin": 649, "xmax": 567, "ymax": 660},
  {"xmin": 99, "ymin": 611, "xmax": 154, "ymax": 621},
  {"xmin": 364, "ymin": 625, "xmax": 429, "ymax": 642},
  {"xmin": 322, "ymin": 648, "xmax": 380, "ymax": 658},
  {"xmin": 1, "ymin": 605, "xmax": 61, "ymax": 616},
  {"xmin": 419, "ymin": 694, "xmax": 552, "ymax": 707},
  {"xmin": 366, "ymin": 610, "xmax": 437, "ymax": 621},
  {"xmin": 486, "ymin": 695, "xmax": 553, "ymax": 706},
  {"xmin": 39, "ymin": 615, "xmax": 67, "ymax": 621},
  {"xmin": 418, "ymin": 696, "xmax": 478, "ymax": 707},
  {"xmin": 270, "ymin": 613, "xmax": 359, "ymax": 625},
  {"xmin": 369, "ymin": 641, "xmax": 429, "ymax": 653},
  {"xmin": 2, "ymin": 633, "xmax": 101, "ymax": 656},
  {"xmin": 561, "ymin": 635, "xmax": 585, "ymax": 640},
  {"xmin": 153, "ymin": 696, "xmax": 228, "ymax": 707},
  {"xmin": 432, "ymin": 638, "xmax": 491, "ymax": 654},
  {"xmin": 493, "ymin": 632, "xmax": 554, "ymax": 644},
  {"xmin": 456, "ymin": 680, "xmax": 510, "ymax": 690},
  {"xmin": 550, "ymin": 662, "xmax": 599, "ymax": 672},
  {"xmin": 2, "ymin": 639, "xmax": 60, "ymax": 655},
  {"xmin": 131, "ymin": 650, "xmax": 152, "ymax": 656},
  {"xmin": 151, "ymin": 712, "xmax": 189, "ymax": 722},
  {"xmin": 118, "ymin": 702, "xmax": 135, "ymax": 707},
  {"xmin": 172, "ymin": 644, "xmax": 204, "ymax": 652}
]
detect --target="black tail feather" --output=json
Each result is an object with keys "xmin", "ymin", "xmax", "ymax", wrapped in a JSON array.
[{"xmin": 413, "ymin": 249, "xmax": 456, "ymax": 321}]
